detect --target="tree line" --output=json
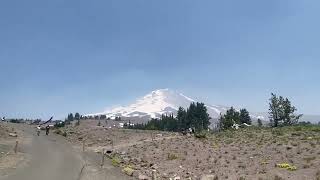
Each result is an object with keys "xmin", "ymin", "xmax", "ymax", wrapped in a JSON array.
[
  {"xmin": 65, "ymin": 93, "xmax": 306, "ymax": 131},
  {"xmin": 218, "ymin": 107, "xmax": 251, "ymax": 130},
  {"xmin": 128, "ymin": 102, "xmax": 211, "ymax": 133}
]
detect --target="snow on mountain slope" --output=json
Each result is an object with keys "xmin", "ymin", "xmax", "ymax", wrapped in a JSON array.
[{"xmin": 90, "ymin": 89, "xmax": 228, "ymax": 119}]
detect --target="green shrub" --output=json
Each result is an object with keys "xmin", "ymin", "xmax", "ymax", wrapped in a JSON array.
[
  {"xmin": 111, "ymin": 156, "xmax": 121, "ymax": 166},
  {"xmin": 167, "ymin": 153, "xmax": 178, "ymax": 160},
  {"xmin": 195, "ymin": 131, "xmax": 209, "ymax": 139},
  {"xmin": 122, "ymin": 166, "xmax": 134, "ymax": 176},
  {"xmin": 272, "ymin": 128, "xmax": 284, "ymax": 136},
  {"xmin": 54, "ymin": 122, "xmax": 65, "ymax": 128},
  {"xmin": 293, "ymin": 126, "xmax": 302, "ymax": 131}
]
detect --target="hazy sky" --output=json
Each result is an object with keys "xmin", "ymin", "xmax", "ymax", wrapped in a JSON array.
[{"xmin": 1, "ymin": 0, "xmax": 319, "ymax": 119}]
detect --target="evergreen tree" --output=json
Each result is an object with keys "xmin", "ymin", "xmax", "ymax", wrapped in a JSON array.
[
  {"xmin": 239, "ymin": 108, "xmax": 251, "ymax": 124},
  {"xmin": 268, "ymin": 93, "xmax": 302, "ymax": 127},
  {"xmin": 129, "ymin": 102, "xmax": 211, "ymax": 132},
  {"xmin": 75, "ymin": 113, "xmax": 80, "ymax": 120},
  {"xmin": 100, "ymin": 115, "xmax": 106, "ymax": 120},
  {"xmin": 194, "ymin": 102, "xmax": 211, "ymax": 132},
  {"xmin": 115, "ymin": 116, "xmax": 122, "ymax": 121},
  {"xmin": 282, "ymin": 98, "xmax": 301, "ymax": 125},
  {"xmin": 257, "ymin": 118, "xmax": 262, "ymax": 127},
  {"xmin": 186, "ymin": 102, "xmax": 197, "ymax": 129},
  {"xmin": 177, "ymin": 107, "xmax": 187, "ymax": 131},
  {"xmin": 220, "ymin": 107, "xmax": 239, "ymax": 129},
  {"xmin": 67, "ymin": 113, "xmax": 74, "ymax": 121}
]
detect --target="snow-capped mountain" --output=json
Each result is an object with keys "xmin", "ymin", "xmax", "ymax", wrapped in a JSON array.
[
  {"xmin": 88, "ymin": 89, "xmax": 231, "ymax": 120},
  {"xmin": 87, "ymin": 89, "xmax": 318, "ymax": 124}
]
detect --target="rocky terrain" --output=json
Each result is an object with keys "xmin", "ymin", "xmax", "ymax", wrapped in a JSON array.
[
  {"xmin": 59, "ymin": 120, "xmax": 320, "ymax": 180},
  {"xmin": 0, "ymin": 123, "xmax": 11, "ymax": 139}
]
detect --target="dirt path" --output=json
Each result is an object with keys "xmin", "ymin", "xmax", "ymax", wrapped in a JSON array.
[{"xmin": 1, "ymin": 124, "xmax": 130, "ymax": 180}]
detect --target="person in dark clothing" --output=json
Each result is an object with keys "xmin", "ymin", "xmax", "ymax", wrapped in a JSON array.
[{"xmin": 45, "ymin": 125, "xmax": 50, "ymax": 135}]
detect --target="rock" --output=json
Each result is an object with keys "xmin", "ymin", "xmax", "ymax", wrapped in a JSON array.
[
  {"xmin": 122, "ymin": 157, "xmax": 130, "ymax": 163},
  {"xmin": 9, "ymin": 133, "xmax": 17, "ymax": 137},
  {"xmin": 94, "ymin": 149, "xmax": 100, "ymax": 153},
  {"xmin": 138, "ymin": 174, "xmax": 150, "ymax": 180},
  {"xmin": 151, "ymin": 164, "xmax": 158, "ymax": 169},
  {"xmin": 162, "ymin": 173, "xmax": 169, "ymax": 178},
  {"xmin": 201, "ymin": 175, "xmax": 218, "ymax": 180}
]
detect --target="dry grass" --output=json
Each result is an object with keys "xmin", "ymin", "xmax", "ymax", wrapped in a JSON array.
[{"xmin": 61, "ymin": 121, "xmax": 320, "ymax": 180}]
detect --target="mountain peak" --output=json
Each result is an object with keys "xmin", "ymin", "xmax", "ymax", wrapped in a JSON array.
[{"xmin": 89, "ymin": 89, "xmax": 227, "ymax": 121}]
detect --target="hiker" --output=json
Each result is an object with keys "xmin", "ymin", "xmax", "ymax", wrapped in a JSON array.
[
  {"xmin": 37, "ymin": 125, "xmax": 41, "ymax": 136},
  {"xmin": 45, "ymin": 125, "xmax": 50, "ymax": 135}
]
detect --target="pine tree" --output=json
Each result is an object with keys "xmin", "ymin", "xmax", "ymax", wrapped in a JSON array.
[
  {"xmin": 268, "ymin": 93, "xmax": 302, "ymax": 127},
  {"xmin": 269, "ymin": 93, "xmax": 280, "ymax": 127},
  {"xmin": 220, "ymin": 107, "xmax": 239, "ymax": 129},
  {"xmin": 239, "ymin": 108, "xmax": 251, "ymax": 125},
  {"xmin": 75, "ymin": 113, "xmax": 80, "ymax": 120},
  {"xmin": 187, "ymin": 102, "xmax": 197, "ymax": 130},
  {"xmin": 194, "ymin": 102, "xmax": 211, "ymax": 132},
  {"xmin": 67, "ymin": 113, "xmax": 74, "ymax": 121},
  {"xmin": 257, "ymin": 118, "xmax": 262, "ymax": 127},
  {"xmin": 177, "ymin": 107, "xmax": 187, "ymax": 131}
]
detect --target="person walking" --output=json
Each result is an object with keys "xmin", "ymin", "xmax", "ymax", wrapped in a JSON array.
[
  {"xmin": 37, "ymin": 125, "xmax": 41, "ymax": 136},
  {"xmin": 45, "ymin": 125, "xmax": 50, "ymax": 135}
]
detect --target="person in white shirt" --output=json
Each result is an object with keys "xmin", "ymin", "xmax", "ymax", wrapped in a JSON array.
[{"xmin": 37, "ymin": 125, "xmax": 41, "ymax": 136}]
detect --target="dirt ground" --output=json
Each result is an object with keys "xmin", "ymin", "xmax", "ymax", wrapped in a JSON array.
[
  {"xmin": 0, "ymin": 123, "xmax": 29, "ymax": 178},
  {"xmin": 60, "ymin": 120, "xmax": 320, "ymax": 180},
  {"xmin": 0, "ymin": 123, "xmax": 11, "ymax": 139}
]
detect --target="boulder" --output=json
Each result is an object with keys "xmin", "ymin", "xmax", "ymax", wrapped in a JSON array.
[
  {"xmin": 138, "ymin": 174, "xmax": 151, "ymax": 180},
  {"xmin": 9, "ymin": 133, "xmax": 17, "ymax": 137}
]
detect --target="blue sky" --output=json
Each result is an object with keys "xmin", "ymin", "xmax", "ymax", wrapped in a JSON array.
[{"xmin": 0, "ymin": 0, "xmax": 319, "ymax": 119}]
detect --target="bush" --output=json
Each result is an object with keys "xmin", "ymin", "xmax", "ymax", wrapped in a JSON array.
[
  {"xmin": 195, "ymin": 131, "xmax": 209, "ymax": 139},
  {"xmin": 167, "ymin": 153, "xmax": 178, "ymax": 160},
  {"xmin": 62, "ymin": 131, "xmax": 67, "ymax": 137},
  {"xmin": 122, "ymin": 166, "xmax": 134, "ymax": 176},
  {"xmin": 271, "ymin": 128, "xmax": 284, "ymax": 136},
  {"xmin": 111, "ymin": 156, "xmax": 121, "ymax": 166},
  {"xmin": 54, "ymin": 129, "xmax": 62, "ymax": 135},
  {"xmin": 54, "ymin": 122, "xmax": 65, "ymax": 128}
]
